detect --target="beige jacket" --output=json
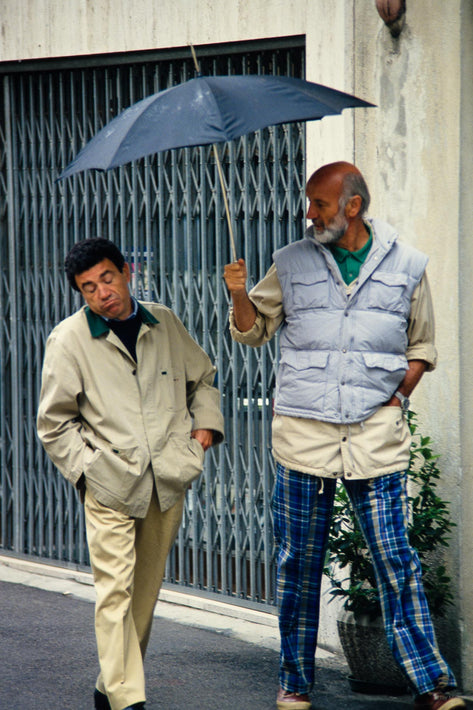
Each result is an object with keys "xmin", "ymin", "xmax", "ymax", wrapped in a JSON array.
[{"xmin": 37, "ymin": 302, "xmax": 224, "ymax": 516}]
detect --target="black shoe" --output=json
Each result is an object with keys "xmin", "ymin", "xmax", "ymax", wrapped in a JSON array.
[
  {"xmin": 122, "ymin": 705, "xmax": 145, "ymax": 710},
  {"xmin": 94, "ymin": 689, "xmax": 111, "ymax": 710}
]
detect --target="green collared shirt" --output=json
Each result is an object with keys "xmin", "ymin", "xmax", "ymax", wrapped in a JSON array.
[{"xmin": 330, "ymin": 228, "xmax": 373, "ymax": 285}]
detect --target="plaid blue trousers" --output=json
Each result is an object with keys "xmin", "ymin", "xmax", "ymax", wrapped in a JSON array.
[{"xmin": 272, "ymin": 464, "xmax": 456, "ymax": 695}]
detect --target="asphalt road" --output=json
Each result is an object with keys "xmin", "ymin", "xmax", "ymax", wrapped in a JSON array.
[{"xmin": 0, "ymin": 579, "xmax": 468, "ymax": 710}]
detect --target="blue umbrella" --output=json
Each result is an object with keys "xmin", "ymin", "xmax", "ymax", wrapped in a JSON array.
[{"xmin": 59, "ymin": 74, "xmax": 374, "ymax": 258}]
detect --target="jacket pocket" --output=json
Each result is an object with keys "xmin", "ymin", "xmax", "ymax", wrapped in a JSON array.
[
  {"xmin": 366, "ymin": 271, "xmax": 410, "ymax": 313},
  {"xmin": 361, "ymin": 406, "xmax": 411, "ymax": 470},
  {"xmin": 280, "ymin": 349, "xmax": 330, "ymax": 371},
  {"xmin": 360, "ymin": 352, "xmax": 407, "ymax": 396},
  {"xmin": 361, "ymin": 352, "xmax": 407, "ymax": 373},
  {"xmin": 157, "ymin": 434, "xmax": 205, "ymax": 493},
  {"xmin": 277, "ymin": 350, "xmax": 329, "ymax": 411},
  {"xmin": 83, "ymin": 445, "xmax": 143, "ymax": 498},
  {"xmin": 291, "ymin": 272, "xmax": 329, "ymax": 309}
]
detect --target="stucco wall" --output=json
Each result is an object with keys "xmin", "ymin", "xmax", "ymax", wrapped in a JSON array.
[
  {"xmin": 1, "ymin": 0, "xmax": 472, "ymax": 692},
  {"xmin": 1, "ymin": 0, "xmax": 301, "ymax": 61},
  {"xmin": 458, "ymin": 0, "xmax": 473, "ymax": 694},
  {"xmin": 350, "ymin": 1, "xmax": 471, "ymax": 690}
]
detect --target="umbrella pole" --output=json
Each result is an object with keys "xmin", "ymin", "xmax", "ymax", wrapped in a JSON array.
[
  {"xmin": 213, "ymin": 144, "xmax": 237, "ymax": 263},
  {"xmin": 190, "ymin": 43, "xmax": 237, "ymax": 262}
]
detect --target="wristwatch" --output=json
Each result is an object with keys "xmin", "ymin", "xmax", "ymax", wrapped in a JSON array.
[{"xmin": 394, "ymin": 390, "xmax": 410, "ymax": 412}]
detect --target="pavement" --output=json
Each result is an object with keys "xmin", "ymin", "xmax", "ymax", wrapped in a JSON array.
[{"xmin": 1, "ymin": 555, "xmax": 471, "ymax": 710}]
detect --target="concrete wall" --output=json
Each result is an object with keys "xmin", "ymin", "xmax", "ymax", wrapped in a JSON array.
[
  {"xmin": 350, "ymin": 1, "xmax": 472, "ymax": 691},
  {"xmin": 0, "ymin": 0, "xmax": 303, "ymax": 60},
  {"xmin": 1, "ymin": 0, "xmax": 472, "ymax": 691},
  {"xmin": 458, "ymin": 0, "xmax": 473, "ymax": 693}
]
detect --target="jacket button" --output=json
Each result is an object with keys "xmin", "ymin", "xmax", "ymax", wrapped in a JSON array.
[{"xmin": 132, "ymin": 369, "xmax": 137, "ymax": 375}]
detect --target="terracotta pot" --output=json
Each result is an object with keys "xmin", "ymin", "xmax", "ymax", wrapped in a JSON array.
[{"xmin": 337, "ymin": 610, "xmax": 410, "ymax": 695}]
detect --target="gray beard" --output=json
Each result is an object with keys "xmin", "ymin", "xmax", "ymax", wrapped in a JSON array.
[{"xmin": 311, "ymin": 216, "xmax": 348, "ymax": 245}]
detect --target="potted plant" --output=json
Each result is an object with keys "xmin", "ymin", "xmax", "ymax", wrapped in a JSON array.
[{"xmin": 324, "ymin": 411, "xmax": 455, "ymax": 694}]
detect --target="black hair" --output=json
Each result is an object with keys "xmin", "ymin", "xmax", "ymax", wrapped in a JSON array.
[{"xmin": 65, "ymin": 238, "xmax": 125, "ymax": 291}]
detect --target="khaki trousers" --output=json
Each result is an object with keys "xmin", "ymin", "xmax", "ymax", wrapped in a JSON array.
[{"xmin": 84, "ymin": 486, "xmax": 185, "ymax": 710}]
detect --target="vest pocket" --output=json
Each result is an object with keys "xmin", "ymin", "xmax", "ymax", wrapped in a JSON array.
[
  {"xmin": 291, "ymin": 272, "xmax": 329, "ymax": 309},
  {"xmin": 366, "ymin": 271, "xmax": 409, "ymax": 313},
  {"xmin": 283, "ymin": 350, "xmax": 330, "ymax": 370},
  {"xmin": 277, "ymin": 350, "xmax": 329, "ymax": 412},
  {"xmin": 361, "ymin": 352, "xmax": 407, "ymax": 372},
  {"xmin": 360, "ymin": 352, "xmax": 407, "ymax": 399}
]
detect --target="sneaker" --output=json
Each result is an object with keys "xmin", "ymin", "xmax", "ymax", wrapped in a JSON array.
[
  {"xmin": 414, "ymin": 689, "xmax": 466, "ymax": 710},
  {"xmin": 276, "ymin": 686, "xmax": 311, "ymax": 710}
]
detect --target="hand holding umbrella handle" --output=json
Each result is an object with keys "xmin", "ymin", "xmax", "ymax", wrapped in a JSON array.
[
  {"xmin": 223, "ymin": 259, "xmax": 257, "ymax": 332},
  {"xmin": 223, "ymin": 258, "xmax": 247, "ymax": 292}
]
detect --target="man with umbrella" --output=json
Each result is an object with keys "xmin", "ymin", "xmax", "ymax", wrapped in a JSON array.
[
  {"xmin": 224, "ymin": 161, "xmax": 464, "ymax": 710},
  {"xmin": 37, "ymin": 238, "xmax": 224, "ymax": 710}
]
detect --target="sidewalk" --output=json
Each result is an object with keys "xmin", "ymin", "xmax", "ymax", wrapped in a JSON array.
[{"xmin": 0, "ymin": 555, "xmax": 468, "ymax": 710}]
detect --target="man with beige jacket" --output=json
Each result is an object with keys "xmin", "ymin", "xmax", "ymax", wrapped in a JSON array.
[
  {"xmin": 37, "ymin": 238, "xmax": 224, "ymax": 710},
  {"xmin": 224, "ymin": 162, "xmax": 464, "ymax": 710}
]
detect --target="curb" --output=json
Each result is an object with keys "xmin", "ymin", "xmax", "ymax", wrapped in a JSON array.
[{"xmin": 0, "ymin": 553, "xmax": 277, "ymax": 628}]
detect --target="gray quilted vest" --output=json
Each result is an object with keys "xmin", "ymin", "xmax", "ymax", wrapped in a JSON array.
[{"xmin": 272, "ymin": 218, "xmax": 428, "ymax": 424}]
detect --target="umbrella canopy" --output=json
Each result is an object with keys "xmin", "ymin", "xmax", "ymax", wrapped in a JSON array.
[{"xmin": 59, "ymin": 74, "xmax": 374, "ymax": 180}]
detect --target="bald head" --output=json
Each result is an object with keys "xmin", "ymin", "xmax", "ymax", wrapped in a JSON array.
[
  {"xmin": 307, "ymin": 162, "xmax": 370, "ymax": 218},
  {"xmin": 308, "ymin": 161, "xmax": 361, "ymax": 187}
]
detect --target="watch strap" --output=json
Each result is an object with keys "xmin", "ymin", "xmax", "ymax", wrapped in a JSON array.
[{"xmin": 394, "ymin": 389, "xmax": 409, "ymax": 410}]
